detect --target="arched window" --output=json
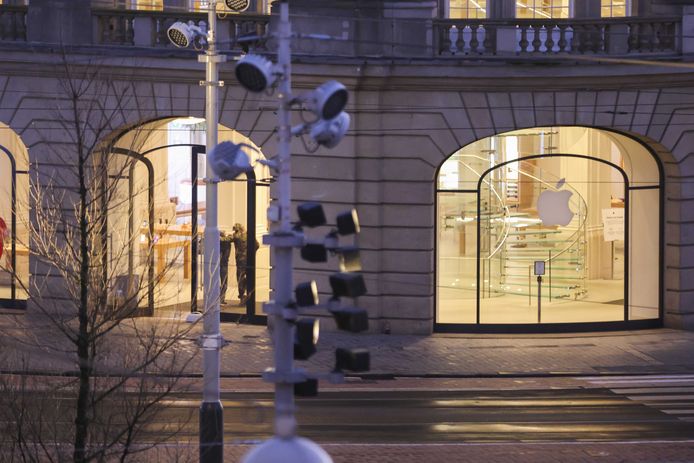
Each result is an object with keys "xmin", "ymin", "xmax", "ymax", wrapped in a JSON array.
[{"xmin": 436, "ymin": 126, "xmax": 661, "ymax": 332}]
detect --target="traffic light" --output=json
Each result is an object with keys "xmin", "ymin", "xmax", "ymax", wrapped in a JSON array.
[
  {"xmin": 295, "ymin": 281, "xmax": 319, "ymax": 307},
  {"xmin": 329, "ymin": 272, "xmax": 367, "ymax": 298},
  {"xmin": 294, "ymin": 318, "xmax": 319, "ymax": 360},
  {"xmin": 335, "ymin": 348, "xmax": 370, "ymax": 372},
  {"xmin": 331, "ymin": 306, "xmax": 369, "ymax": 333}
]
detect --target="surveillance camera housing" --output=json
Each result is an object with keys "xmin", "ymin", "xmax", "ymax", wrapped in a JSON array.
[
  {"xmin": 235, "ymin": 54, "xmax": 277, "ymax": 93},
  {"xmin": 310, "ymin": 111, "xmax": 350, "ymax": 149},
  {"xmin": 167, "ymin": 21, "xmax": 206, "ymax": 48},
  {"xmin": 208, "ymin": 141, "xmax": 253, "ymax": 180},
  {"xmin": 308, "ymin": 80, "xmax": 349, "ymax": 120}
]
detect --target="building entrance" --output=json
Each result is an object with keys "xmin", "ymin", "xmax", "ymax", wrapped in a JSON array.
[
  {"xmin": 436, "ymin": 127, "xmax": 662, "ymax": 332},
  {"xmin": 109, "ymin": 118, "xmax": 270, "ymax": 323}
]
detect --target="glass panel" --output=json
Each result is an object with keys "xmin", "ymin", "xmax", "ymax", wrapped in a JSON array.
[
  {"xmin": 0, "ymin": 129, "xmax": 30, "ymax": 303},
  {"xmin": 516, "ymin": 0, "xmax": 570, "ymax": 19},
  {"xmin": 601, "ymin": 0, "xmax": 628, "ymax": 17},
  {"xmin": 437, "ymin": 192, "xmax": 477, "ymax": 323},
  {"xmin": 628, "ymin": 188, "xmax": 659, "ymax": 320},
  {"xmin": 448, "ymin": 0, "xmax": 487, "ymax": 19},
  {"xmin": 479, "ymin": 156, "xmax": 626, "ymax": 324}
]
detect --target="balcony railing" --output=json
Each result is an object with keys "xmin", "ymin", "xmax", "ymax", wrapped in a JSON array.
[
  {"xmin": 0, "ymin": 5, "xmax": 682, "ymax": 59},
  {"xmin": 93, "ymin": 8, "xmax": 270, "ymax": 52},
  {"xmin": 0, "ymin": 5, "xmax": 26, "ymax": 42},
  {"xmin": 434, "ymin": 16, "xmax": 680, "ymax": 56}
]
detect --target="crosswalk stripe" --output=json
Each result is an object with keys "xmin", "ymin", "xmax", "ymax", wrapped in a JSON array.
[
  {"xmin": 582, "ymin": 375, "xmax": 694, "ymax": 381},
  {"xmin": 626, "ymin": 395, "xmax": 694, "ymax": 401},
  {"xmin": 612, "ymin": 387, "xmax": 694, "ymax": 393},
  {"xmin": 581, "ymin": 376, "xmax": 694, "ymax": 422}
]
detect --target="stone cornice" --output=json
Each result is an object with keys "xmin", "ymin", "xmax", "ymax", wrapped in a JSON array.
[{"xmin": 0, "ymin": 45, "xmax": 693, "ymax": 92}]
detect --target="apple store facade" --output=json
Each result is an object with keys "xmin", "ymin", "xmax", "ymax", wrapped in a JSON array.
[{"xmin": 436, "ymin": 126, "xmax": 663, "ymax": 332}]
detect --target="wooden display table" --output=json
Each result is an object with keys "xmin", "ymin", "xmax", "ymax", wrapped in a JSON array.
[{"xmin": 141, "ymin": 225, "xmax": 204, "ymax": 279}]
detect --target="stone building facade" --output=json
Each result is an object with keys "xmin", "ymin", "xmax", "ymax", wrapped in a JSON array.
[{"xmin": 0, "ymin": 0, "xmax": 693, "ymax": 334}]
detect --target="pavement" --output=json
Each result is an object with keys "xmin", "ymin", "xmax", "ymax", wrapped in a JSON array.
[
  {"xmin": 1, "ymin": 312, "xmax": 694, "ymax": 377},
  {"xmin": 142, "ymin": 442, "xmax": 694, "ymax": 463},
  {"xmin": 3, "ymin": 315, "xmax": 694, "ymax": 462}
]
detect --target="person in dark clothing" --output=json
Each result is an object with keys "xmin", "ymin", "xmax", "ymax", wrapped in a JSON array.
[
  {"xmin": 219, "ymin": 230, "xmax": 233, "ymax": 305},
  {"xmin": 231, "ymin": 223, "xmax": 258, "ymax": 303}
]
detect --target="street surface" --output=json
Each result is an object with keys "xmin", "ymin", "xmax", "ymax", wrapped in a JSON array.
[{"xmin": 5, "ymin": 374, "xmax": 694, "ymax": 461}]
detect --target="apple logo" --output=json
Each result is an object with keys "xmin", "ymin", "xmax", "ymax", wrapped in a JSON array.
[{"xmin": 536, "ymin": 178, "xmax": 574, "ymax": 227}]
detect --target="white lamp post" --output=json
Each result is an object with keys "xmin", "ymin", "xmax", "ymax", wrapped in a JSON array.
[{"xmin": 166, "ymin": 2, "xmax": 249, "ymax": 462}]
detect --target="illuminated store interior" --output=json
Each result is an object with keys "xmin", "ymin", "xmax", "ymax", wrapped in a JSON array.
[
  {"xmin": 436, "ymin": 126, "xmax": 661, "ymax": 330},
  {"xmin": 110, "ymin": 118, "xmax": 270, "ymax": 319}
]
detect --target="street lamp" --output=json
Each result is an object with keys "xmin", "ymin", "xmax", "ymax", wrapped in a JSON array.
[{"xmin": 166, "ymin": 3, "xmax": 228, "ymax": 462}]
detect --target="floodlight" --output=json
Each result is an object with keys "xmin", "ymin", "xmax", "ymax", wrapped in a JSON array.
[
  {"xmin": 295, "ymin": 281, "xmax": 319, "ymax": 307},
  {"xmin": 208, "ymin": 141, "xmax": 253, "ymax": 180},
  {"xmin": 337, "ymin": 246, "xmax": 361, "ymax": 272},
  {"xmin": 225, "ymin": 0, "xmax": 250, "ymax": 12},
  {"xmin": 335, "ymin": 347, "xmax": 370, "ymax": 372},
  {"xmin": 336, "ymin": 209, "xmax": 360, "ymax": 235},
  {"xmin": 294, "ymin": 318, "xmax": 320, "ymax": 360},
  {"xmin": 294, "ymin": 378, "xmax": 319, "ymax": 397},
  {"xmin": 235, "ymin": 54, "xmax": 277, "ymax": 92},
  {"xmin": 167, "ymin": 21, "xmax": 206, "ymax": 48},
  {"xmin": 305, "ymin": 81, "xmax": 349, "ymax": 120},
  {"xmin": 297, "ymin": 202, "xmax": 326, "ymax": 227},
  {"xmin": 329, "ymin": 272, "xmax": 367, "ymax": 298},
  {"xmin": 331, "ymin": 306, "xmax": 369, "ymax": 333},
  {"xmin": 309, "ymin": 112, "xmax": 350, "ymax": 149},
  {"xmin": 301, "ymin": 243, "xmax": 327, "ymax": 263}
]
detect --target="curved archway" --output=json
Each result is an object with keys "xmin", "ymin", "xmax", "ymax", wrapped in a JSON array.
[
  {"xmin": 435, "ymin": 126, "xmax": 663, "ymax": 332},
  {"xmin": 107, "ymin": 117, "xmax": 271, "ymax": 322},
  {"xmin": 0, "ymin": 122, "xmax": 30, "ymax": 309}
]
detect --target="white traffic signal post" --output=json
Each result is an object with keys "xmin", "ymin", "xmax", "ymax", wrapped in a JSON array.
[
  {"xmin": 174, "ymin": 1, "xmax": 369, "ymax": 460},
  {"xmin": 230, "ymin": 1, "xmax": 370, "ymax": 461},
  {"xmin": 166, "ymin": 2, "xmax": 249, "ymax": 463}
]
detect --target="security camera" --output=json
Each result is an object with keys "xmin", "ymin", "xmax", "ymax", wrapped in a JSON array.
[
  {"xmin": 225, "ymin": 0, "xmax": 250, "ymax": 12},
  {"xmin": 235, "ymin": 54, "xmax": 277, "ymax": 93},
  {"xmin": 208, "ymin": 141, "xmax": 253, "ymax": 181},
  {"xmin": 310, "ymin": 112, "xmax": 350, "ymax": 148},
  {"xmin": 167, "ymin": 21, "xmax": 206, "ymax": 49},
  {"xmin": 304, "ymin": 80, "xmax": 349, "ymax": 120}
]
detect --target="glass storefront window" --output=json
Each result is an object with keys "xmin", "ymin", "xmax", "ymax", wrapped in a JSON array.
[
  {"xmin": 111, "ymin": 118, "xmax": 271, "ymax": 319},
  {"xmin": 448, "ymin": 0, "xmax": 487, "ymax": 19},
  {"xmin": 0, "ymin": 123, "xmax": 30, "ymax": 307},
  {"xmin": 601, "ymin": 0, "xmax": 628, "ymax": 17},
  {"xmin": 516, "ymin": 0, "xmax": 570, "ymax": 19},
  {"xmin": 436, "ymin": 127, "xmax": 660, "ymax": 329}
]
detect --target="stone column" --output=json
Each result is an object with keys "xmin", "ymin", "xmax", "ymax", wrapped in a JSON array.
[
  {"xmin": 488, "ymin": 0, "xmax": 516, "ymax": 54},
  {"xmin": 573, "ymin": 0, "xmax": 601, "ymax": 18},
  {"xmin": 27, "ymin": 0, "xmax": 93, "ymax": 45}
]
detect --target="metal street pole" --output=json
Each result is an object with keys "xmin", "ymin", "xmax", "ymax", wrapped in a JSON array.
[
  {"xmin": 199, "ymin": 1, "xmax": 227, "ymax": 461},
  {"xmin": 272, "ymin": 0, "xmax": 297, "ymax": 437}
]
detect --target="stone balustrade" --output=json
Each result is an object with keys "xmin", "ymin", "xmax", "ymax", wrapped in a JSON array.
[
  {"xmin": 434, "ymin": 16, "xmax": 680, "ymax": 56},
  {"xmin": 92, "ymin": 8, "xmax": 270, "ymax": 51},
  {"xmin": 0, "ymin": 5, "xmax": 682, "ymax": 59}
]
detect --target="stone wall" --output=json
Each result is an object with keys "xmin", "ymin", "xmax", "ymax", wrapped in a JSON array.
[{"xmin": 0, "ymin": 51, "xmax": 692, "ymax": 333}]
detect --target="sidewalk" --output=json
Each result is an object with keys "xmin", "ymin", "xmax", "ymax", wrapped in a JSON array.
[
  {"xmin": 2, "ymin": 311, "xmax": 692, "ymax": 377},
  {"xmin": 218, "ymin": 324, "xmax": 694, "ymax": 378}
]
